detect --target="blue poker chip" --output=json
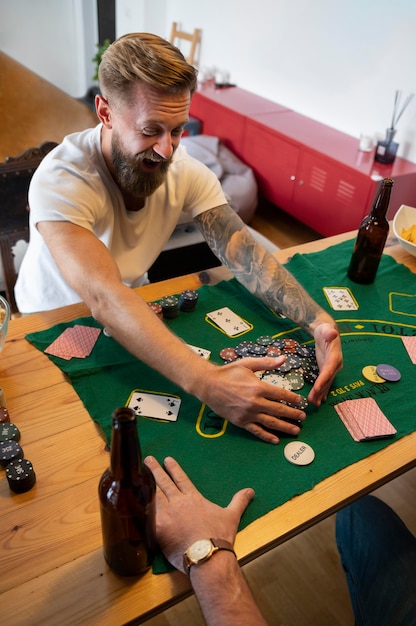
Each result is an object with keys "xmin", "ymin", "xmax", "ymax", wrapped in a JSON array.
[
  {"xmin": 0, "ymin": 439, "xmax": 24, "ymax": 467},
  {"xmin": 271, "ymin": 339, "xmax": 286, "ymax": 349},
  {"xmin": 234, "ymin": 342, "xmax": 255, "ymax": 357},
  {"xmin": 376, "ymin": 364, "xmax": 401, "ymax": 382},
  {"xmin": 178, "ymin": 290, "xmax": 198, "ymax": 311},
  {"xmin": 296, "ymin": 344, "xmax": 311, "ymax": 357},
  {"xmin": 249, "ymin": 344, "xmax": 268, "ymax": 356},
  {"xmin": 285, "ymin": 355, "xmax": 302, "ymax": 369}
]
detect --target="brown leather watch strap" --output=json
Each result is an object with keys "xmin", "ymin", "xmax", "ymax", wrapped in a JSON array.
[{"xmin": 183, "ymin": 538, "xmax": 236, "ymax": 575}]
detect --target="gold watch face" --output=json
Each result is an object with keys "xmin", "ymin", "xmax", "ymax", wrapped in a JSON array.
[{"xmin": 187, "ymin": 538, "xmax": 213, "ymax": 563}]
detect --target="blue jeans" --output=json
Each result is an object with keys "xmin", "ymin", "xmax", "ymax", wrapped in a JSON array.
[{"xmin": 336, "ymin": 495, "xmax": 416, "ymax": 626}]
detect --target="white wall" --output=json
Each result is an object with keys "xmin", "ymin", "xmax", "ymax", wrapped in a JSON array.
[
  {"xmin": 0, "ymin": 0, "xmax": 97, "ymax": 96},
  {"xmin": 117, "ymin": 0, "xmax": 416, "ymax": 164},
  {"xmin": 2, "ymin": 0, "xmax": 416, "ymax": 163}
]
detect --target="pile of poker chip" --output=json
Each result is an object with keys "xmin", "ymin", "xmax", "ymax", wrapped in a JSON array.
[
  {"xmin": 149, "ymin": 290, "xmax": 199, "ymax": 320},
  {"xmin": 159, "ymin": 295, "xmax": 180, "ymax": 319},
  {"xmin": 219, "ymin": 335, "xmax": 319, "ymax": 394}
]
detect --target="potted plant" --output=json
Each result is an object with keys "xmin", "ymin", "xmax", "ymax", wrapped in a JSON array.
[
  {"xmin": 92, "ymin": 38, "xmax": 112, "ymax": 81},
  {"xmin": 81, "ymin": 39, "xmax": 112, "ymax": 110}
]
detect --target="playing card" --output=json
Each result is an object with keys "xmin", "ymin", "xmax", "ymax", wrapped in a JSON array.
[
  {"xmin": 45, "ymin": 325, "xmax": 101, "ymax": 360},
  {"xmin": 402, "ymin": 336, "xmax": 416, "ymax": 364},
  {"xmin": 206, "ymin": 306, "xmax": 252, "ymax": 337},
  {"xmin": 323, "ymin": 287, "xmax": 359, "ymax": 311},
  {"xmin": 334, "ymin": 402, "xmax": 365, "ymax": 442},
  {"xmin": 127, "ymin": 389, "xmax": 181, "ymax": 422},
  {"xmin": 187, "ymin": 344, "xmax": 211, "ymax": 359},
  {"xmin": 335, "ymin": 397, "xmax": 396, "ymax": 441}
]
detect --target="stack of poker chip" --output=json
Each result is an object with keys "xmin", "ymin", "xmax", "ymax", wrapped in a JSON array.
[
  {"xmin": 151, "ymin": 290, "xmax": 199, "ymax": 320},
  {"xmin": 6, "ymin": 459, "xmax": 36, "ymax": 493},
  {"xmin": 148, "ymin": 302, "xmax": 163, "ymax": 319},
  {"xmin": 159, "ymin": 295, "xmax": 179, "ymax": 319},
  {"xmin": 0, "ymin": 421, "xmax": 23, "ymax": 470},
  {"xmin": 0, "ymin": 409, "xmax": 36, "ymax": 493},
  {"xmin": 178, "ymin": 290, "xmax": 199, "ymax": 312}
]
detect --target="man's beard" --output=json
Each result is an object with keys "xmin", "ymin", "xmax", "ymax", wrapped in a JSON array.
[{"xmin": 111, "ymin": 134, "xmax": 172, "ymax": 198}]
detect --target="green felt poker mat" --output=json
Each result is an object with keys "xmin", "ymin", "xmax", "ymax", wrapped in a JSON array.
[{"xmin": 26, "ymin": 240, "xmax": 416, "ymax": 573}]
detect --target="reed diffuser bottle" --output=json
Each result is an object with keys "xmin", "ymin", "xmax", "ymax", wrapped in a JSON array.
[{"xmin": 375, "ymin": 90, "xmax": 414, "ymax": 165}]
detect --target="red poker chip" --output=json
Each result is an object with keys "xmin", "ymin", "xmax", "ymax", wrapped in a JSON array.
[
  {"xmin": 267, "ymin": 346, "xmax": 283, "ymax": 356},
  {"xmin": 219, "ymin": 347, "xmax": 238, "ymax": 361},
  {"xmin": 0, "ymin": 407, "xmax": 10, "ymax": 423},
  {"xmin": 283, "ymin": 338, "xmax": 299, "ymax": 348},
  {"xmin": 148, "ymin": 302, "xmax": 163, "ymax": 318}
]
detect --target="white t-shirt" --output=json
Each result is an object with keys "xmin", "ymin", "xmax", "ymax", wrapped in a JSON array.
[{"xmin": 15, "ymin": 125, "xmax": 227, "ymax": 313}]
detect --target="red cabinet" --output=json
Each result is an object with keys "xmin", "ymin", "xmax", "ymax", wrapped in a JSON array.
[
  {"xmin": 190, "ymin": 86, "xmax": 289, "ymax": 159},
  {"xmin": 190, "ymin": 87, "xmax": 416, "ymax": 236},
  {"xmin": 242, "ymin": 111, "xmax": 376, "ymax": 235},
  {"xmin": 240, "ymin": 117, "xmax": 300, "ymax": 210},
  {"xmin": 290, "ymin": 150, "xmax": 371, "ymax": 235}
]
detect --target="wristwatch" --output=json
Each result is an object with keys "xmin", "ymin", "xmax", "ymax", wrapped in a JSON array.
[{"xmin": 183, "ymin": 538, "xmax": 236, "ymax": 574}]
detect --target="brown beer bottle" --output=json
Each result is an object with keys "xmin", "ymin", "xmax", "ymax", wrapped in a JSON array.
[
  {"xmin": 98, "ymin": 407, "xmax": 156, "ymax": 576},
  {"xmin": 347, "ymin": 178, "xmax": 394, "ymax": 283}
]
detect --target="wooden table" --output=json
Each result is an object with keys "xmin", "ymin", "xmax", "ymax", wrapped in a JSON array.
[{"xmin": 1, "ymin": 229, "xmax": 415, "ymax": 626}]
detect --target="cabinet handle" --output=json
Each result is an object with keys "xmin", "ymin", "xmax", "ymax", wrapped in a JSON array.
[
  {"xmin": 298, "ymin": 180, "xmax": 304, "ymax": 186},
  {"xmin": 290, "ymin": 175, "xmax": 296, "ymax": 181}
]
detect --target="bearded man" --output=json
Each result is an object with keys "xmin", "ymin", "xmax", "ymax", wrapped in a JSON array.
[{"xmin": 15, "ymin": 33, "xmax": 342, "ymax": 444}]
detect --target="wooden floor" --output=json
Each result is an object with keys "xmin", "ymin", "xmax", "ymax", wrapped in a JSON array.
[
  {"xmin": 144, "ymin": 201, "xmax": 416, "ymax": 626},
  {"xmin": 250, "ymin": 198, "xmax": 324, "ymax": 250}
]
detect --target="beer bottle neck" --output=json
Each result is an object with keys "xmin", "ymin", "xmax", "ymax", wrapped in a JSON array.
[
  {"xmin": 369, "ymin": 178, "xmax": 393, "ymax": 219},
  {"xmin": 109, "ymin": 408, "xmax": 143, "ymax": 482}
]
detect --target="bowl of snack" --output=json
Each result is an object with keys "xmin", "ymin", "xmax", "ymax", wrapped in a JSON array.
[{"xmin": 393, "ymin": 204, "xmax": 416, "ymax": 257}]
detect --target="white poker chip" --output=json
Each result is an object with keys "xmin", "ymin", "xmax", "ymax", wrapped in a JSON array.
[
  {"xmin": 284, "ymin": 441, "xmax": 315, "ymax": 466},
  {"xmin": 262, "ymin": 373, "xmax": 292, "ymax": 389}
]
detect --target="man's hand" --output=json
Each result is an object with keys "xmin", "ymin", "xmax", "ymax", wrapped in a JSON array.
[
  {"xmin": 308, "ymin": 322, "xmax": 343, "ymax": 406},
  {"xmin": 196, "ymin": 355, "xmax": 308, "ymax": 444},
  {"xmin": 144, "ymin": 455, "xmax": 254, "ymax": 574}
]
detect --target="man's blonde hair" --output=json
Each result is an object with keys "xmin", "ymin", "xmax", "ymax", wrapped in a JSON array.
[{"xmin": 99, "ymin": 32, "xmax": 198, "ymax": 107}]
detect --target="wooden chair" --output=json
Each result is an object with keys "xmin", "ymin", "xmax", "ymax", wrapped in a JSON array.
[
  {"xmin": 170, "ymin": 22, "xmax": 201, "ymax": 66},
  {"xmin": 0, "ymin": 141, "xmax": 57, "ymax": 314}
]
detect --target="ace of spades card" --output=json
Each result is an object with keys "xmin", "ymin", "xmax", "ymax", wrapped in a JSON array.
[{"xmin": 127, "ymin": 389, "xmax": 181, "ymax": 422}]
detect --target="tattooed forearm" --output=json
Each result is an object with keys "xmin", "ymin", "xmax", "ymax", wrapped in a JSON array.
[{"xmin": 195, "ymin": 205, "xmax": 330, "ymax": 334}]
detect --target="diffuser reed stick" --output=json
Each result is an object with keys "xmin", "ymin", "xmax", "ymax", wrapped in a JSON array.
[{"xmin": 390, "ymin": 90, "xmax": 414, "ymax": 129}]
